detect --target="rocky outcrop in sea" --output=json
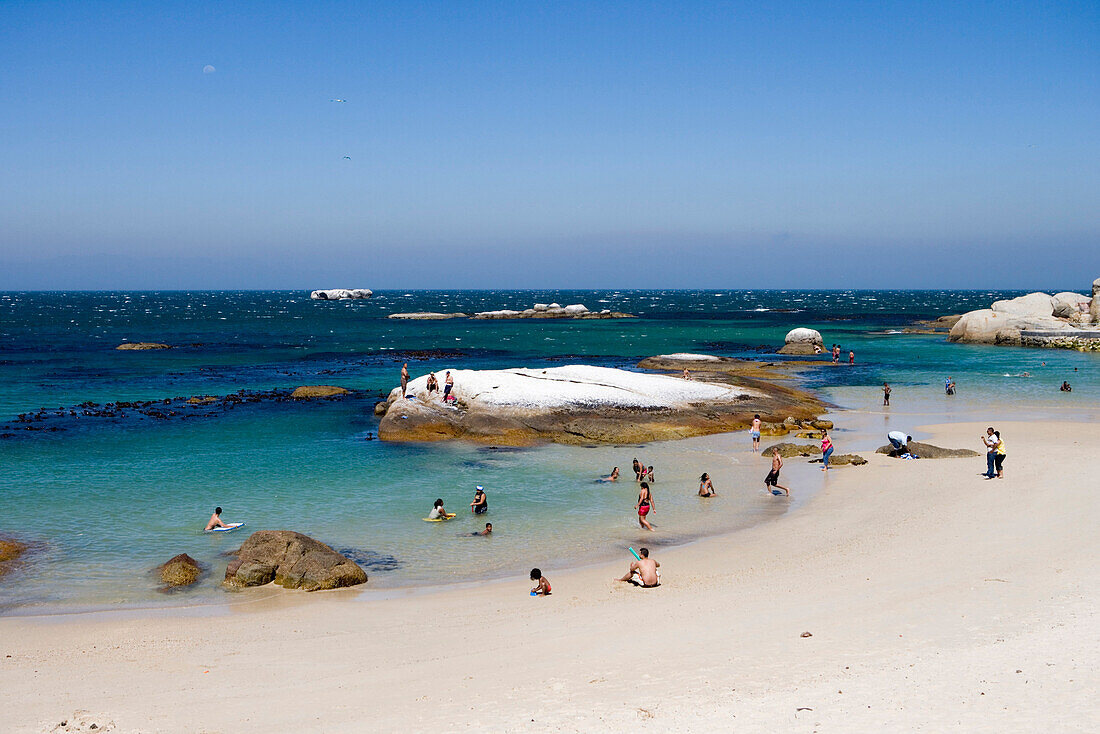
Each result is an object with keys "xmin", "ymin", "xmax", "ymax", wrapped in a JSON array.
[
  {"xmin": 948, "ymin": 279, "xmax": 1100, "ymax": 349},
  {"xmin": 310, "ymin": 288, "xmax": 373, "ymax": 300}
]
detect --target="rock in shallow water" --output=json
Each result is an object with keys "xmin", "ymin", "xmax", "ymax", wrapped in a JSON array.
[
  {"xmin": 224, "ymin": 530, "xmax": 367, "ymax": 591},
  {"xmin": 290, "ymin": 385, "xmax": 350, "ymax": 399},
  {"xmin": 157, "ymin": 553, "xmax": 202, "ymax": 587}
]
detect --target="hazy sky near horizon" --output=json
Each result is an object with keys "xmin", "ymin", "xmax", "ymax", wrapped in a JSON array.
[{"xmin": 1, "ymin": 1, "xmax": 1097, "ymax": 290}]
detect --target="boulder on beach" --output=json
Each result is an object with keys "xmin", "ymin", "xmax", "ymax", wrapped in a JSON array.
[
  {"xmin": 224, "ymin": 530, "xmax": 368, "ymax": 591},
  {"xmin": 1051, "ymin": 292, "xmax": 1091, "ymax": 319},
  {"xmin": 310, "ymin": 289, "xmax": 372, "ymax": 300},
  {"xmin": 760, "ymin": 442, "xmax": 823, "ymax": 458},
  {"xmin": 778, "ymin": 328, "xmax": 824, "ymax": 355},
  {"xmin": 379, "ymin": 364, "xmax": 825, "ymax": 445},
  {"xmin": 157, "ymin": 553, "xmax": 203, "ymax": 588},
  {"xmin": 875, "ymin": 441, "xmax": 979, "ymax": 459},
  {"xmin": 290, "ymin": 385, "xmax": 351, "ymax": 399},
  {"xmin": 116, "ymin": 342, "xmax": 171, "ymax": 350},
  {"xmin": 1092, "ymin": 278, "xmax": 1100, "ymax": 323}
]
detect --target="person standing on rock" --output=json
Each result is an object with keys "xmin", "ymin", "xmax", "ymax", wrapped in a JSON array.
[
  {"xmin": 883, "ymin": 382, "xmax": 891, "ymax": 406},
  {"xmin": 444, "ymin": 371, "xmax": 454, "ymax": 402},
  {"xmin": 832, "ymin": 345, "xmax": 840, "ymax": 364},
  {"xmin": 400, "ymin": 362, "xmax": 410, "ymax": 396},
  {"xmin": 636, "ymin": 482, "xmax": 655, "ymax": 531},
  {"xmin": 751, "ymin": 414, "xmax": 761, "ymax": 452},
  {"xmin": 848, "ymin": 350, "xmax": 855, "ymax": 365},
  {"xmin": 765, "ymin": 449, "xmax": 790, "ymax": 496}
]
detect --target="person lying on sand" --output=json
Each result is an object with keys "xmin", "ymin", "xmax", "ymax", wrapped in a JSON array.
[
  {"xmin": 600, "ymin": 467, "xmax": 620, "ymax": 482},
  {"xmin": 698, "ymin": 472, "xmax": 716, "ymax": 497},
  {"xmin": 765, "ymin": 449, "xmax": 790, "ymax": 496},
  {"xmin": 205, "ymin": 506, "xmax": 230, "ymax": 530},
  {"xmin": 617, "ymin": 547, "xmax": 660, "ymax": 588},
  {"xmin": 530, "ymin": 568, "xmax": 551, "ymax": 595},
  {"xmin": 428, "ymin": 498, "xmax": 451, "ymax": 520}
]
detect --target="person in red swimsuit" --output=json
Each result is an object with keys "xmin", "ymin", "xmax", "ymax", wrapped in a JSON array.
[
  {"xmin": 635, "ymin": 482, "xmax": 654, "ymax": 531},
  {"xmin": 530, "ymin": 568, "xmax": 551, "ymax": 595}
]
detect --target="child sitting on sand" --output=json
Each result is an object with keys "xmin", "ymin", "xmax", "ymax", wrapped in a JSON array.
[{"xmin": 530, "ymin": 568, "xmax": 551, "ymax": 595}]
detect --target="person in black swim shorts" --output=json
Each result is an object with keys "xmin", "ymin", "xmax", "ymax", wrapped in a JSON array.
[{"xmin": 765, "ymin": 448, "xmax": 790, "ymax": 496}]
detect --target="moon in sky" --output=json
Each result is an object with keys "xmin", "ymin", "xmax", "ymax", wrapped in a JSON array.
[{"xmin": 202, "ymin": 65, "xmax": 216, "ymax": 74}]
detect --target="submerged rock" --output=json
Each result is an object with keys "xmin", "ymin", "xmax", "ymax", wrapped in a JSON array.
[
  {"xmin": 0, "ymin": 535, "xmax": 29, "ymax": 580},
  {"xmin": 116, "ymin": 342, "xmax": 171, "ymax": 350},
  {"xmin": 388, "ymin": 312, "xmax": 467, "ymax": 320},
  {"xmin": 875, "ymin": 441, "xmax": 979, "ymax": 459},
  {"xmin": 224, "ymin": 530, "xmax": 367, "ymax": 591},
  {"xmin": 157, "ymin": 553, "xmax": 203, "ymax": 588},
  {"xmin": 290, "ymin": 385, "xmax": 351, "ymax": 399}
]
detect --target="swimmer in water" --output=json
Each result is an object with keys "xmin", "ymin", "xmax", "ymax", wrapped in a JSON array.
[
  {"xmin": 428, "ymin": 498, "xmax": 450, "ymax": 520},
  {"xmin": 601, "ymin": 467, "xmax": 620, "ymax": 482},
  {"xmin": 204, "ymin": 506, "xmax": 230, "ymax": 530}
]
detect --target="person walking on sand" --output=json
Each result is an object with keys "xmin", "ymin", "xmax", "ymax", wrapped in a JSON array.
[
  {"xmin": 400, "ymin": 362, "xmax": 410, "ymax": 396},
  {"xmin": 981, "ymin": 427, "xmax": 998, "ymax": 478},
  {"xmin": 635, "ymin": 482, "xmax": 655, "ymax": 531},
  {"xmin": 751, "ymin": 414, "xmax": 761, "ymax": 452},
  {"xmin": 617, "ymin": 547, "xmax": 660, "ymax": 587},
  {"xmin": 820, "ymin": 429, "xmax": 834, "ymax": 471},
  {"xmin": 765, "ymin": 449, "xmax": 790, "ymax": 496},
  {"xmin": 698, "ymin": 472, "xmax": 716, "ymax": 497},
  {"xmin": 883, "ymin": 382, "xmax": 891, "ymax": 406}
]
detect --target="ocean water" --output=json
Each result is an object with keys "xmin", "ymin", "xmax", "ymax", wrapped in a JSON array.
[{"xmin": 1, "ymin": 289, "xmax": 1096, "ymax": 614}]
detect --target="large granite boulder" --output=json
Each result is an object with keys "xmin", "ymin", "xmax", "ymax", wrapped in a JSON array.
[
  {"xmin": 310, "ymin": 289, "xmax": 372, "ymax": 300},
  {"xmin": 948, "ymin": 309, "xmax": 1075, "ymax": 345},
  {"xmin": 778, "ymin": 328, "xmax": 824, "ymax": 355},
  {"xmin": 1092, "ymin": 278, "xmax": 1100, "ymax": 323},
  {"xmin": 1051, "ymin": 292, "xmax": 1091, "ymax": 319},
  {"xmin": 290, "ymin": 385, "xmax": 350, "ymax": 399},
  {"xmin": 224, "ymin": 530, "xmax": 368, "ymax": 591},
  {"xmin": 760, "ymin": 442, "xmax": 822, "ymax": 458},
  {"xmin": 379, "ymin": 365, "xmax": 824, "ymax": 445},
  {"xmin": 157, "ymin": 553, "xmax": 202, "ymax": 588},
  {"xmin": 875, "ymin": 441, "xmax": 979, "ymax": 458},
  {"xmin": 990, "ymin": 292, "xmax": 1054, "ymax": 317}
]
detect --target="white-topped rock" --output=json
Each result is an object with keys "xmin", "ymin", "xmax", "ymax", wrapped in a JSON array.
[
  {"xmin": 655, "ymin": 353, "xmax": 721, "ymax": 362},
  {"xmin": 563, "ymin": 304, "xmax": 588, "ymax": 314},
  {"xmin": 533, "ymin": 303, "xmax": 549, "ymax": 311},
  {"xmin": 1051, "ymin": 292, "xmax": 1091, "ymax": 319},
  {"xmin": 990, "ymin": 292, "xmax": 1053, "ymax": 317},
  {"xmin": 310, "ymin": 288, "xmax": 372, "ymax": 300},
  {"xmin": 778, "ymin": 328, "xmax": 824, "ymax": 355}
]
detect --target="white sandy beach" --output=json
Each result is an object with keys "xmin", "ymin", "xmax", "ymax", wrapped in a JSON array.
[{"xmin": 3, "ymin": 420, "xmax": 1098, "ymax": 733}]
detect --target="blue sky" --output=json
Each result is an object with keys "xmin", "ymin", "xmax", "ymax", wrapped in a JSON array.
[{"xmin": 1, "ymin": 1, "xmax": 1097, "ymax": 289}]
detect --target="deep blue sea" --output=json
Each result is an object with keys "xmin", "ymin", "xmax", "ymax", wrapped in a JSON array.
[{"xmin": 1, "ymin": 289, "xmax": 1096, "ymax": 614}]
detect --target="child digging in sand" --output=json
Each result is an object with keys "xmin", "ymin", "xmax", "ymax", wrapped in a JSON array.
[{"xmin": 530, "ymin": 568, "xmax": 551, "ymax": 595}]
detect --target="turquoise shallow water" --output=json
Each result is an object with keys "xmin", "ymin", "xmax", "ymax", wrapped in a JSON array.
[{"xmin": 1, "ymin": 289, "xmax": 1096, "ymax": 614}]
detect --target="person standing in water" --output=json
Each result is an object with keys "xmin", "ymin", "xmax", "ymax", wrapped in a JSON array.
[
  {"xmin": 751, "ymin": 414, "xmax": 761, "ymax": 453},
  {"xmin": 883, "ymin": 382, "xmax": 892, "ymax": 406},
  {"xmin": 820, "ymin": 429, "xmax": 834, "ymax": 471},
  {"xmin": 848, "ymin": 350, "xmax": 855, "ymax": 365},
  {"xmin": 632, "ymin": 458, "xmax": 643, "ymax": 481},
  {"xmin": 635, "ymin": 482, "xmax": 654, "ymax": 531},
  {"xmin": 470, "ymin": 486, "xmax": 488, "ymax": 514},
  {"xmin": 698, "ymin": 472, "xmax": 715, "ymax": 497},
  {"xmin": 400, "ymin": 362, "xmax": 410, "ymax": 396}
]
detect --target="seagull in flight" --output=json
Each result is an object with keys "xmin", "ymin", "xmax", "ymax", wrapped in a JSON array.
[
  {"xmin": 330, "ymin": 98, "xmax": 346, "ymax": 103},
  {"xmin": 342, "ymin": 155, "xmax": 351, "ymax": 160}
]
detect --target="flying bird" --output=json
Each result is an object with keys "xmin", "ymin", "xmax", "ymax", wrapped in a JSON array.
[{"xmin": 342, "ymin": 155, "xmax": 351, "ymax": 160}]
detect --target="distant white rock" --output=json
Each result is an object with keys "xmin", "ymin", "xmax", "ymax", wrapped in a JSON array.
[
  {"xmin": 656, "ymin": 353, "xmax": 721, "ymax": 362},
  {"xmin": 949, "ymin": 287, "xmax": 1099, "ymax": 346},
  {"xmin": 310, "ymin": 289, "xmax": 372, "ymax": 300},
  {"xmin": 563, "ymin": 304, "xmax": 588, "ymax": 314},
  {"xmin": 388, "ymin": 312, "xmax": 466, "ymax": 320},
  {"xmin": 533, "ymin": 303, "xmax": 549, "ymax": 311},
  {"xmin": 778, "ymin": 328, "xmax": 824, "ymax": 355}
]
